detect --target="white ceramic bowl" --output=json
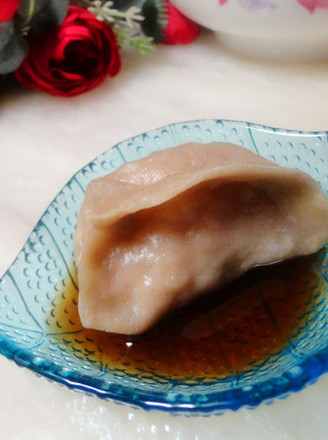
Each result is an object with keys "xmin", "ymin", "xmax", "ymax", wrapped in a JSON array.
[{"xmin": 171, "ymin": 0, "xmax": 328, "ymax": 61}]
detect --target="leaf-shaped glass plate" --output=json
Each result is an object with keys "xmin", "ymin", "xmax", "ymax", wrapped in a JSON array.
[{"xmin": 1, "ymin": 119, "xmax": 328, "ymax": 416}]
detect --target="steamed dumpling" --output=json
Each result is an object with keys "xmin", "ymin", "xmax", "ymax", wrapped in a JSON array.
[{"xmin": 74, "ymin": 142, "xmax": 328, "ymax": 335}]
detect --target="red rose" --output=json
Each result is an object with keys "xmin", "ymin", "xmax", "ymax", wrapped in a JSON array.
[
  {"xmin": 162, "ymin": 1, "xmax": 200, "ymax": 45},
  {"xmin": 0, "ymin": 0, "xmax": 19, "ymax": 23},
  {"xmin": 142, "ymin": 0, "xmax": 200, "ymax": 45},
  {"xmin": 15, "ymin": 6, "xmax": 121, "ymax": 97}
]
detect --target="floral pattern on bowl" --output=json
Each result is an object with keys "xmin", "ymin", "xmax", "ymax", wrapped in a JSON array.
[
  {"xmin": 218, "ymin": 0, "xmax": 328, "ymax": 13},
  {"xmin": 172, "ymin": 0, "xmax": 328, "ymax": 60}
]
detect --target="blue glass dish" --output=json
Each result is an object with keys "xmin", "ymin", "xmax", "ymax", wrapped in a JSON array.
[{"xmin": 1, "ymin": 119, "xmax": 328, "ymax": 416}]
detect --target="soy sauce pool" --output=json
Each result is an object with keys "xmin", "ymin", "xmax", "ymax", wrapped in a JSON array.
[{"xmin": 48, "ymin": 255, "xmax": 324, "ymax": 383}]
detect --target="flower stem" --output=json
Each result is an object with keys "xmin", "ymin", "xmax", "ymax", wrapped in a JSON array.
[{"xmin": 22, "ymin": 0, "xmax": 36, "ymax": 27}]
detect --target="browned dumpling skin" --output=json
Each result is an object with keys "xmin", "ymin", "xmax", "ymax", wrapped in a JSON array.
[{"xmin": 74, "ymin": 142, "xmax": 328, "ymax": 334}]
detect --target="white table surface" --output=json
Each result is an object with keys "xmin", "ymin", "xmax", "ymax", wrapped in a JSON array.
[{"xmin": 2, "ymin": 30, "xmax": 328, "ymax": 440}]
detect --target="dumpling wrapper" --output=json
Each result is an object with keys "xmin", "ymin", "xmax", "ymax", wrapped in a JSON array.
[{"xmin": 74, "ymin": 142, "xmax": 328, "ymax": 335}]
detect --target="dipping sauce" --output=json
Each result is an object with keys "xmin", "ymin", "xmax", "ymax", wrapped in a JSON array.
[{"xmin": 48, "ymin": 255, "xmax": 323, "ymax": 383}]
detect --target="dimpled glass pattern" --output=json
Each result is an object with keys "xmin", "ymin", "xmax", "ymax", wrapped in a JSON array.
[{"xmin": 1, "ymin": 120, "xmax": 328, "ymax": 415}]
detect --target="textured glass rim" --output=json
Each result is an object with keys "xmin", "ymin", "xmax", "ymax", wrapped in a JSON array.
[{"xmin": 1, "ymin": 119, "xmax": 328, "ymax": 415}]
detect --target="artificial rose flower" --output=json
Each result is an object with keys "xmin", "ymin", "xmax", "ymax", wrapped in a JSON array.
[
  {"xmin": 142, "ymin": 0, "xmax": 200, "ymax": 45},
  {"xmin": 0, "ymin": 0, "xmax": 19, "ymax": 23},
  {"xmin": 15, "ymin": 6, "xmax": 121, "ymax": 97},
  {"xmin": 161, "ymin": 1, "xmax": 200, "ymax": 45}
]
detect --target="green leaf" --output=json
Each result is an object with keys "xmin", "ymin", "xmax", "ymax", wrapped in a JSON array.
[
  {"xmin": 141, "ymin": 0, "xmax": 167, "ymax": 43},
  {"xmin": 18, "ymin": 0, "xmax": 69, "ymax": 33},
  {"xmin": 0, "ymin": 22, "xmax": 15, "ymax": 52},
  {"xmin": 0, "ymin": 32, "xmax": 28, "ymax": 74},
  {"xmin": 113, "ymin": 22, "xmax": 154, "ymax": 55},
  {"xmin": 129, "ymin": 35, "xmax": 154, "ymax": 55}
]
